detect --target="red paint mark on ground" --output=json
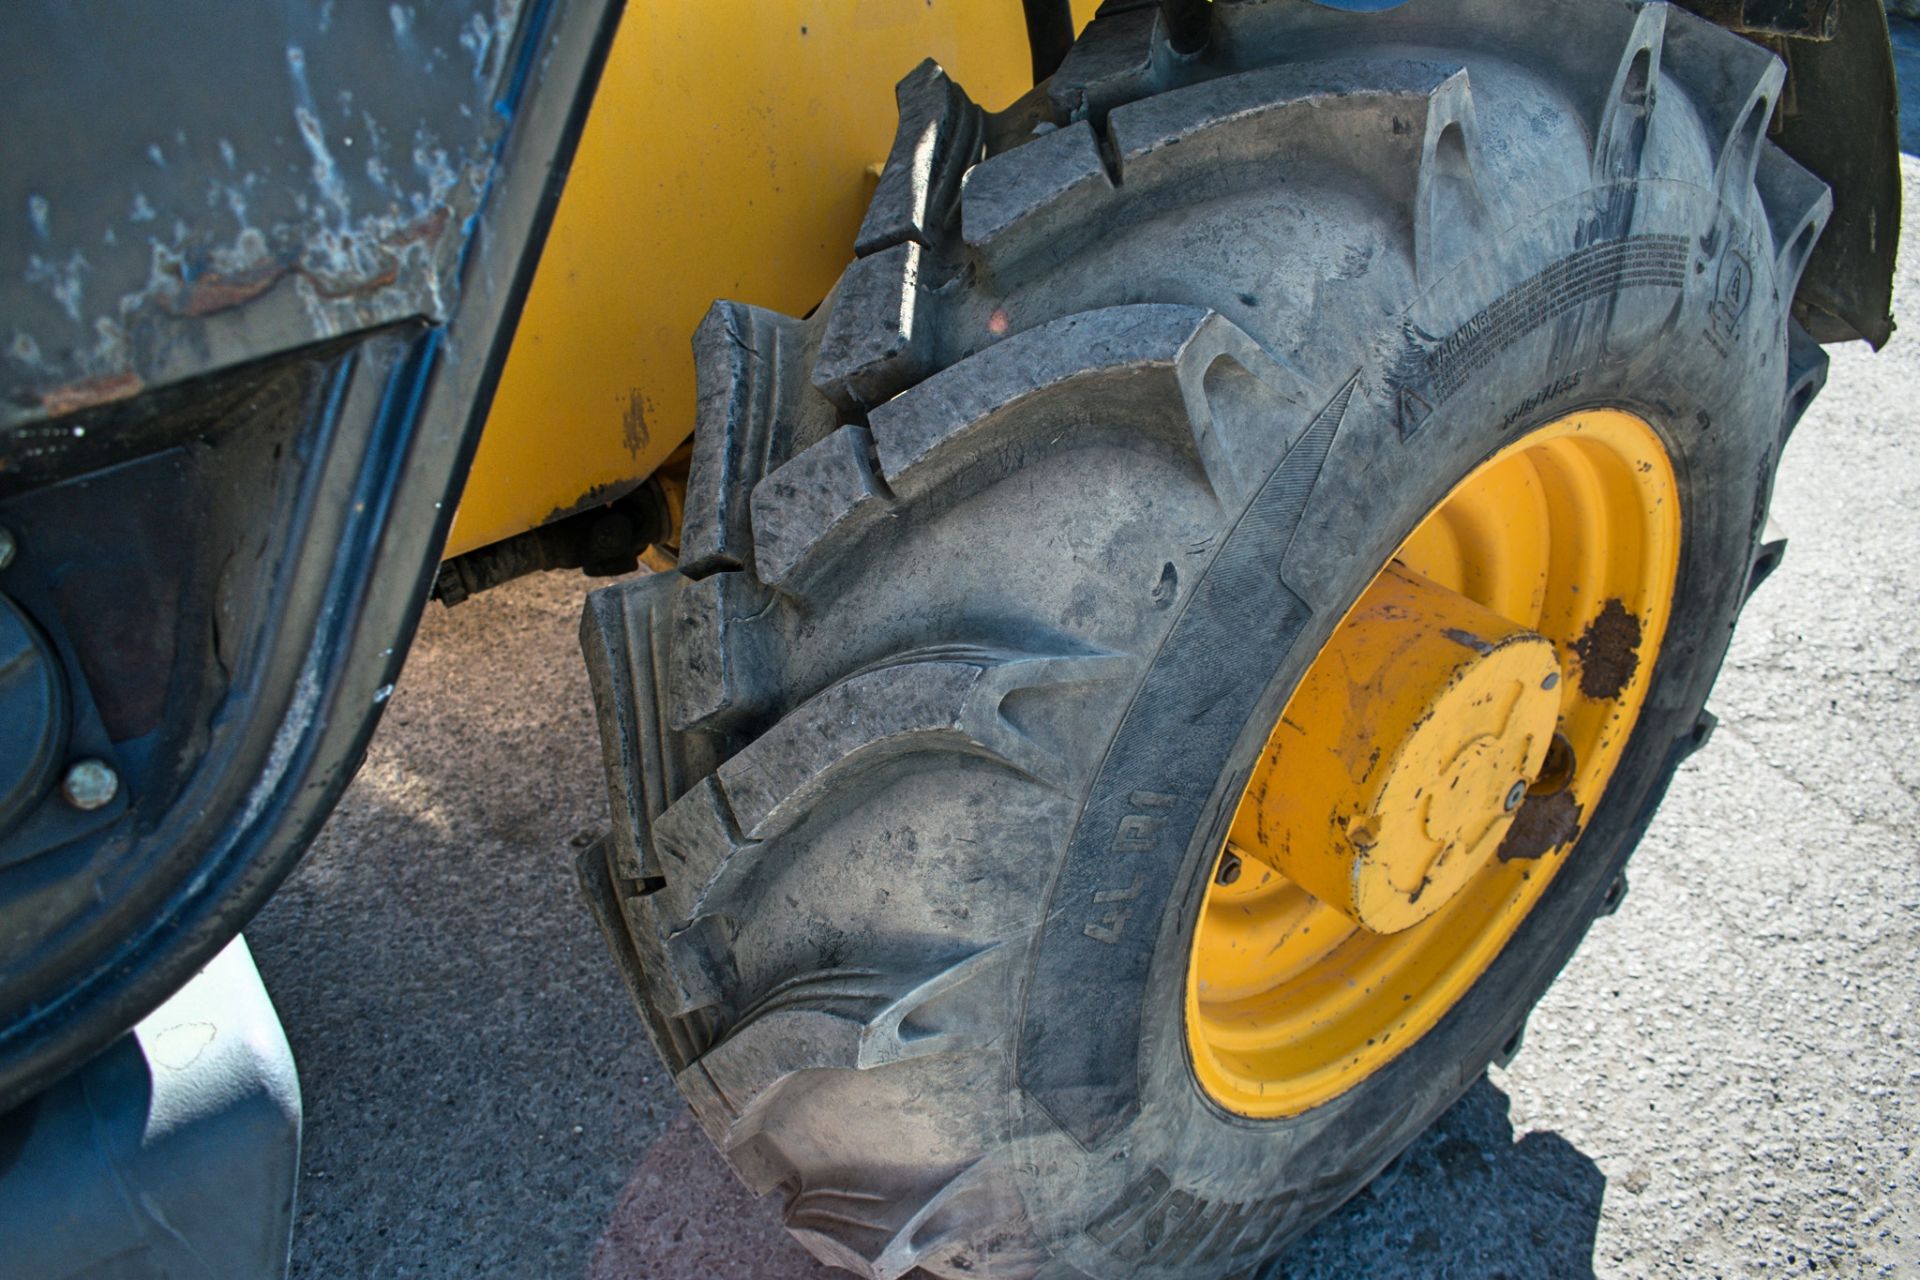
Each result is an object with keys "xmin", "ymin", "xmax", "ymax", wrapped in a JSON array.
[{"xmin": 589, "ymin": 1111, "xmax": 840, "ymax": 1279}]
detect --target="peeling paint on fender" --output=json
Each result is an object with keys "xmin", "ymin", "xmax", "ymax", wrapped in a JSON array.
[{"xmin": 0, "ymin": 1, "xmax": 525, "ymax": 433}]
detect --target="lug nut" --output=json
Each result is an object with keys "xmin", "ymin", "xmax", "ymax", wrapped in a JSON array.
[
  {"xmin": 1215, "ymin": 851, "xmax": 1243, "ymax": 886},
  {"xmin": 61, "ymin": 759, "xmax": 119, "ymax": 811},
  {"xmin": 1504, "ymin": 780, "xmax": 1528, "ymax": 812}
]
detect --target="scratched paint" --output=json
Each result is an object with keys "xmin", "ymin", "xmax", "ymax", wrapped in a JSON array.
[{"xmin": 0, "ymin": 0, "xmax": 525, "ymax": 432}]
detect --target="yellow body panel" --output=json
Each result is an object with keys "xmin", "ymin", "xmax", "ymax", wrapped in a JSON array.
[{"xmin": 447, "ymin": 1, "xmax": 1095, "ymax": 559}]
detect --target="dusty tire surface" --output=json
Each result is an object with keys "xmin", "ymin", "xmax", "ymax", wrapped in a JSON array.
[{"xmin": 579, "ymin": 2, "xmax": 1831, "ymax": 1275}]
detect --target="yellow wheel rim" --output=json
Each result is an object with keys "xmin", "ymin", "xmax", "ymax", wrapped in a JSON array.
[{"xmin": 1185, "ymin": 408, "xmax": 1680, "ymax": 1118}]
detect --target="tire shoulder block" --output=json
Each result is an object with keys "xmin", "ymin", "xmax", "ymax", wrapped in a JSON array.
[
  {"xmin": 855, "ymin": 59, "xmax": 984, "ymax": 257},
  {"xmin": 1047, "ymin": 6, "xmax": 1162, "ymax": 125},
  {"xmin": 1661, "ymin": 4, "xmax": 1786, "ymax": 208},
  {"xmin": 812, "ymin": 241, "xmax": 936, "ymax": 414},
  {"xmin": 749, "ymin": 423, "xmax": 894, "ymax": 590},
  {"xmin": 581, "ymin": 579, "xmax": 675, "ymax": 888},
  {"xmin": 960, "ymin": 120, "xmax": 1114, "ymax": 272},
  {"xmin": 715, "ymin": 646, "xmax": 1132, "ymax": 842},
  {"xmin": 1593, "ymin": 3, "xmax": 1667, "ymax": 184},
  {"xmin": 1754, "ymin": 143, "xmax": 1833, "ymax": 301},
  {"xmin": 662, "ymin": 914, "xmax": 738, "ymax": 1022},
  {"xmin": 682, "ymin": 301, "xmax": 809, "ymax": 577},
  {"xmin": 1412, "ymin": 69, "xmax": 1490, "ymax": 286},
  {"xmin": 653, "ymin": 772, "xmax": 755, "ymax": 930},
  {"xmin": 1782, "ymin": 318, "xmax": 1828, "ymax": 440},
  {"xmin": 1106, "ymin": 57, "xmax": 1463, "ymax": 180},
  {"xmin": 668, "ymin": 570, "xmax": 770, "ymax": 732},
  {"xmin": 698, "ymin": 943, "xmax": 1013, "ymax": 1118},
  {"xmin": 789, "ymin": 1157, "xmax": 1037, "ymax": 1280},
  {"xmin": 870, "ymin": 303, "xmax": 1310, "ymax": 507}
]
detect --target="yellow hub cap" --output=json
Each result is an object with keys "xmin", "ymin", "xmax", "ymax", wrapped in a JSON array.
[
  {"xmin": 1186, "ymin": 409, "xmax": 1680, "ymax": 1117},
  {"xmin": 1243, "ymin": 562, "xmax": 1566, "ymax": 936}
]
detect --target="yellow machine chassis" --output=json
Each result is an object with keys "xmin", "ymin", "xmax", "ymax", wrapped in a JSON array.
[
  {"xmin": 1186, "ymin": 409, "xmax": 1681, "ymax": 1118},
  {"xmin": 446, "ymin": 1, "xmax": 1096, "ymax": 560}
]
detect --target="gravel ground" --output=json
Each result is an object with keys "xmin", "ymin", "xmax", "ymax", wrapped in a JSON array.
[{"xmin": 251, "ymin": 165, "xmax": 1920, "ymax": 1280}]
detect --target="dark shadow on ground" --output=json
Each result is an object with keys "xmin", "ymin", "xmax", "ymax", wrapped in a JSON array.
[
  {"xmin": 590, "ymin": 1075, "xmax": 1606, "ymax": 1280},
  {"xmin": 1266, "ymin": 1078, "xmax": 1606, "ymax": 1280}
]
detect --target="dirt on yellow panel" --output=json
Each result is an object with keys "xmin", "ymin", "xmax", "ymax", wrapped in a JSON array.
[{"xmin": 446, "ymin": 1, "xmax": 1096, "ymax": 559}]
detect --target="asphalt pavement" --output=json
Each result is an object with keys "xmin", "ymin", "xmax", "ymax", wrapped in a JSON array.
[{"xmin": 249, "ymin": 168, "xmax": 1920, "ymax": 1280}]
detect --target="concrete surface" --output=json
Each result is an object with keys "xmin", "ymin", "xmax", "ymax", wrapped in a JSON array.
[{"xmin": 251, "ymin": 165, "xmax": 1920, "ymax": 1278}]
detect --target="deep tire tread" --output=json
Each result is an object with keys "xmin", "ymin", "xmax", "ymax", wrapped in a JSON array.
[{"xmin": 581, "ymin": 5, "xmax": 1835, "ymax": 1276}]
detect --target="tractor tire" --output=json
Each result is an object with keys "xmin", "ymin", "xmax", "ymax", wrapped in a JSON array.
[{"xmin": 578, "ymin": 2, "xmax": 1830, "ymax": 1275}]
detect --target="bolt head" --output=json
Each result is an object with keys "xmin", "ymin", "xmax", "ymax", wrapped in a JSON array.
[
  {"xmin": 61, "ymin": 759, "xmax": 119, "ymax": 811},
  {"xmin": 0, "ymin": 526, "xmax": 14, "ymax": 571},
  {"xmin": 1504, "ymin": 779, "xmax": 1529, "ymax": 813},
  {"xmin": 1215, "ymin": 852, "xmax": 1243, "ymax": 886}
]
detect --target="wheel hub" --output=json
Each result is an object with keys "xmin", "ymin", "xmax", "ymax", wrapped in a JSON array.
[{"xmin": 1236, "ymin": 564, "xmax": 1564, "ymax": 935}]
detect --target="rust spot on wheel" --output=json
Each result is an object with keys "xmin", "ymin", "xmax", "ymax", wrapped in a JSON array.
[
  {"xmin": 1572, "ymin": 598, "xmax": 1643, "ymax": 700},
  {"xmin": 1496, "ymin": 790, "xmax": 1583, "ymax": 862}
]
